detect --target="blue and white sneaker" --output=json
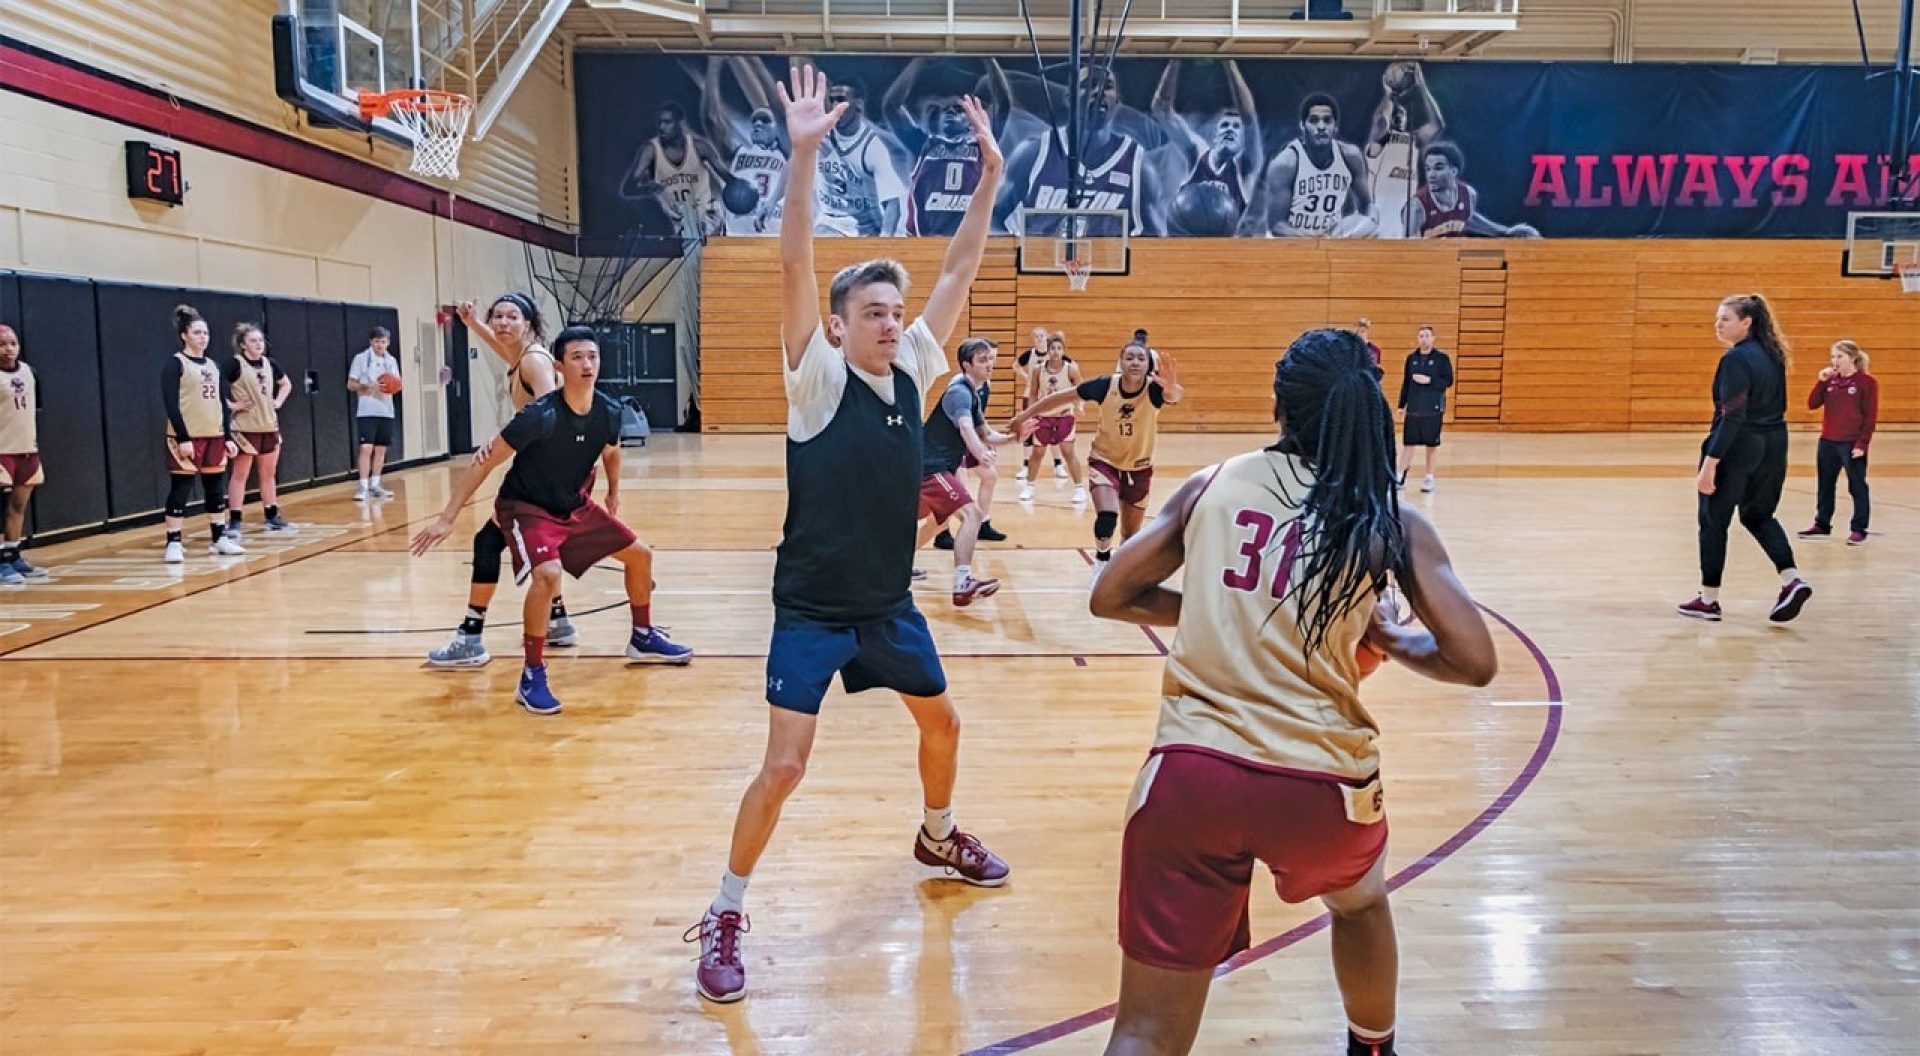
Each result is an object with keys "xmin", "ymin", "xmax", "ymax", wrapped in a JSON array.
[
  {"xmin": 626, "ymin": 626, "xmax": 693, "ymax": 665},
  {"xmin": 515, "ymin": 664, "xmax": 563, "ymax": 715},
  {"xmin": 0, "ymin": 563, "xmax": 21, "ymax": 586},
  {"xmin": 6, "ymin": 553, "xmax": 46, "ymax": 579},
  {"xmin": 546, "ymin": 614, "xmax": 579, "ymax": 647}
]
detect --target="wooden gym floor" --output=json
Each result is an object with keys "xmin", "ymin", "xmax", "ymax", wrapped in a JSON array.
[{"xmin": 1, "ymin": 432, "xmax": 1915, "ymax": 1055}]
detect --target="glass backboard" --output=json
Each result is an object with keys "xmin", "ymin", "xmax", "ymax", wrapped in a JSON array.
[{"xmin": 275, "ymin": 0, "xmax": 421, "ymax": 144}]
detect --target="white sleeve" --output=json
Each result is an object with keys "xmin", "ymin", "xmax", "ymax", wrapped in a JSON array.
[
  {"xmin": 867, "ymin": 138, "xmax": 907, "ymax": 206},
  {"xmin": 782, "ymin": 323, "xmax": 850, "ymax": 443},
  {"xmin": 897, "ymin": 318, "xmax": 950, "ymax": 403},
  {"xmin": 348, "ymin": 351, "xmax": 369, "ymax": 384}
]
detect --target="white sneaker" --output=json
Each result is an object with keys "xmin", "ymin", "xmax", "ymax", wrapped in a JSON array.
[
  {"xmin": 1015, "ymin": 464, "xmax": 1028, "ymax": 482},
  {"xmin": 1088, "ymin": 560, "xmax": 1106, "ymax": 590},
  {"xmin": 1053, "ymin": 461, "xmax": 1068, "ymax": 479},
  {"xmin": 163, "ymin": 540, "xmax": 185, "ymax": 564},
  {"xmin": 1072, "ymin": 485, "xmax": 1087, "ymax": 505},
  {"xmin": 210, "ymin": 536, "xmax": 246, "ymax": 556},
  {"xmin": 354, "ymin": 484, "xmax": 371, "ymax": 501},
  {"xmin": 371, "ymin": 484, "xmax": 395, "ymax": 499},
  {"xmin": 1420, "ymin": 474, "xmax": 1436, "ymax": 493},
  {"xmin": 1018, "ymin": 484, "xmax": 1035, "ymax": 502}
]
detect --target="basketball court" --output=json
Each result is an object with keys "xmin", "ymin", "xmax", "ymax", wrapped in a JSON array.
[{"xmin": 1, "ymin": 1, "xmax": 1918, "ymax": 1053}]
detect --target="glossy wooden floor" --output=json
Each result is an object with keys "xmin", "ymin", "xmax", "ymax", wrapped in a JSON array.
[{"xmin": 3, "ymin": 432, "xmax": 1915, "ymax": 1055}]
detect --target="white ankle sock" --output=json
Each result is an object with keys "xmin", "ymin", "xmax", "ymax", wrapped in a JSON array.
[
  {"xmin": 1701, "ymin": 586, "xmax": 1720, "ymax": 603},
  {"xmin": 370, "ymin": 475, "xmax": 382, "ymax": 488},
  {"xmin": 923, "ymin": 805, "xmax": 955, "ymax": 841},
  {"xmin": 954, "ymin": 564, "xmax": 970, "ymax": 590},
  {"xmin": 712, "ymin": 870, "xmax": 750, "ymax": 915},
  {"xmin": 1350, "ymin": 1021, "xmax": 1393, "ymax": 1043},
  {"xmin": 1780, "ymin": 568, "xmax": 1800, "ymax": 586}
]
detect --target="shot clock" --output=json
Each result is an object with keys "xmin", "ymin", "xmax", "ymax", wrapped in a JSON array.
[{"xmin": 125, "ymin": 141, "xmax": 185, "ymax": 206}]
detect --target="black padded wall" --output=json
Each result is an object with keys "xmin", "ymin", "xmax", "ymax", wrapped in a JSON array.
[
  {"xmin": 16, "ymin": 276, "xmax": 109, "ymax": 531},
  {"xmin": 263, "ymin": 298, "xmax": 316, "ymax": 486},
  {"xmin": 306, "ymin": 302, "xmax": 353, "ymax": 479},
  {"xmin": 93, "ymin": 282, "xmax": 183, "ymax": 518}
]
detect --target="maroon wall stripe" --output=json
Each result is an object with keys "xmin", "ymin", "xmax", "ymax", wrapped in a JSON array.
[{"xmin": 0, "ymin": 36, "xmax": 574, "ymax": 252}]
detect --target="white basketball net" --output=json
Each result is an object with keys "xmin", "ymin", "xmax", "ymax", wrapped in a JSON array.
[
  {"xmin": 1064, "ymin": 259, "xmax": 1092, "ymax": 292},
  {"xmin": 388, "ymin": 94, "xmax": 473, "ymax": 179}
]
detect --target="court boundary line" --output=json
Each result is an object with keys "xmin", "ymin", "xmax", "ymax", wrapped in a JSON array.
[{"xmin": 961, "ymin": 602, "xmax": 1565, "ymax": 1056}]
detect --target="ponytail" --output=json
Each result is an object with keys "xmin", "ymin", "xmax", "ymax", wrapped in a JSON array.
[
  {"xmin": 1721, "ymin": 293, "xmax": 1792, "ymax": 372},
  {"xmin": 1833, "ymin": 339, "xmax": 1869, "ymax": 372},
  {"xmin": 1269, "ymin": 328, "xmax": 1406, "ymax": 658},
  {"xmin": 173, "ymin": 304, "xmax": 204, "ymax": 337}
]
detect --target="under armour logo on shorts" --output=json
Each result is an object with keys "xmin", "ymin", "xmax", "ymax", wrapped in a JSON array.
[
  {"xmin": 886, "ymin": 415, "xmax": 903, "ymax": 426},
  {"xmin": 767, "ymin": 677, "xmax": 783, "ymax": 692}
]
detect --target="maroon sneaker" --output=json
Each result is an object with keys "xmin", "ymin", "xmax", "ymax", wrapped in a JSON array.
[
  {"xmin": 1675, "ymin": 596, "xmax": 1722, "ymax": 621},
  {"xmin": 1796, "ymin": 524, "xmax": 1831, "ymax": 540},
  {"xmin": 952, "ymin": 576, "xmax": 1001, "ymax": 608},
  {"xmin": 914, "ymin": 827, "xmax": 1010, "ymax": 887},
  {"xmin": 684, "ymin": 909, "xmax": 749, "ymax": 1003},
  {"xmin": 1769, "ymin": 579, "xmax": 1813, "ymax": 623},
  {"xmin": 1846, "ymin": 531, "xmax": 1868, "ymax": 546}
]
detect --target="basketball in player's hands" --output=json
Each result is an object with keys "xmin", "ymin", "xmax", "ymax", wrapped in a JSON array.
[
  {"xmin": 378, "ymin": 373, "xmax": 404, "ymax": 395},
  {"xmin": 1384, "ymin": 63, "xmax": 1416, "ymax": 93},
  {"xmin": 1169, "ymin": 182, "xmax": 1241, "ymax": 237},
  {"xmin": 722, "ymin": 178, "xmax": 761, "ymax": 217},
  {"xmin": 1356, "ymin": 642, "xmax": 1388, "ymax": 681}
]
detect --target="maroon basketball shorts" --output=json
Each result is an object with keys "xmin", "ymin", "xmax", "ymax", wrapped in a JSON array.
[
  {"xmin": 496, "ymin": 498, "xmax": 637, "ymax": 583},
  {"xmin": 235, "ymin": 431, "xmax": 281, "ymax": 456},
  {"xmin": 1088, "ymin": 458, "xmax": 1153, "ymax": 506},
  {"xmin": 917, "ymin": 471, "xmax": 973, "ymax": 523},
  {"xmin": 1118, "ymin": 746, "xmax": 1388, "ymax": 971},
  {"xmin": 1032, "ymin": 414, "xmax": 1076, "ymax": 448},
  {"xmin": 0, "ymin": 452, "xmax": 43, "ymax": 487},
  {"xmin": 167, "ymin": 437, "xmax": 228, "ymax": 474}
]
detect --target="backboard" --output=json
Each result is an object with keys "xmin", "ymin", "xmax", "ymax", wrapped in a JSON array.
[
  {"xmin": 272, "ymin": 0, "xmax": 422, "ymax": 146},
  {"xmin": 1841, "ymin": 211, "xmax": 1920, "ymax": 277}
]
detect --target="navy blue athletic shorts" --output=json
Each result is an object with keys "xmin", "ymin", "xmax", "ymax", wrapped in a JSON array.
[{"xmin": 765, "ymin": 606, "xmax": 947, "ymax": 714}]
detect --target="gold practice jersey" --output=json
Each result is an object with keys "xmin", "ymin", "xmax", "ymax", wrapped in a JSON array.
[{"xmin": 0, "ymin": 361, "xmax": 36, "ymax": 453}]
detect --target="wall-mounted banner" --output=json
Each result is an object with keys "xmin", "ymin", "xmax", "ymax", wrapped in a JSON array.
[{"xmin": 575, "ymin": 53, "xmax": 1916, "ymax": 241}]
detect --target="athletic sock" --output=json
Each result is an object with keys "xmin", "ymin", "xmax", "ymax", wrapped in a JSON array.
[
  {"xmin": 209, "ymin": 522, "xmax": 225, "ymax": 542},
  {"xmin": 1701, "ymin": 586, "xmax": 1720, "ymax": 603},
  {"xmin": 458, "ymin": 606, "xmax": 487, "ymax": 636},
  {"xmin": 264, "ymin": 505, "xmax": 280, "ymax": 520},
  {"xmin": 1095, "ymin": 548, "xmax": 1112, "ymax": 562},
  {"xmin": 551, "ymin": 597, "xmax": 568, "ymax": 620},
  {"xmin": 227, "ymin": 510, "xmax": 242, "ymax": 527},
  {"xmin": 954, "ymin": 564, "xmax": 971, "ymax": 590},
  {"xmin": 0, "ymin": 543, "xmax": 17, "ymax": 561},
  {"xmin": 166, "ymin": 530, "xmax": 183, "ymax": 544},
  {"xmin": 631, "ymin": 603, "xmax": 651, "ymax": 631},
  {"xmin": 523, "ymin": 633, "xmax": 545, "ymax": 666},
  {"xmin": 370, "ymin": 475, "xmax": 382, "ymax": 490},
  {"xmin": 712, "ymin": 870, "xmax": 751, "ymax": 916},
  {"xmin": 1346, "ymin": 1024, "xmax": 1395, "ymax": 1056},
  {"xmin": 1780, "ymin": 568, "xmax": 1801, "ymax": 586},
  {"xmin": 923, "ymin": 805, "xmax": 956, "ymax": 841}
]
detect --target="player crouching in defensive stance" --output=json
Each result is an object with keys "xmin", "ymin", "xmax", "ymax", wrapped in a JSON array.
[{"xmin": 410, "ymin": 327, "xmax": 691, "ymax": 714}]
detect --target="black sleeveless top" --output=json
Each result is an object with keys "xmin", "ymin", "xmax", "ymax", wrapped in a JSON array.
[{"xmin": 772, "ymin": 365, "xmax": 923, "ymax": 624}]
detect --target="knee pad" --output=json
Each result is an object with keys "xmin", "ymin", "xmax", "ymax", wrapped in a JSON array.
[
  {"xmin": 1094, "ymin": 510, "xmax": 1119, "ymax": 540},
  {"xmin": 471, "ymin": 521, "xmax": 506, "ymax": 585},
  {"xmin": 165, "ymin": 475, "xmax": 196, "ymax": 518},
  {"xmin": 203, "ymin": 484, "xmax": 228, "ymax": 515}
]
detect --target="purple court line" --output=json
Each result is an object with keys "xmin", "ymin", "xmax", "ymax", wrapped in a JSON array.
[
  {"xmin": 1076, "ymin": 547, "xmax": 1171, "ymax": 657},
  {"xmin": 961, "ymin": 602, "xmax": 1564, "ymax": 1056}
]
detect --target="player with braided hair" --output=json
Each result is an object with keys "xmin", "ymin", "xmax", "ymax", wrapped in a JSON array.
[{"xmin": 1087, "ymin": 327, "xmax": 1498, "ymax": 1056}]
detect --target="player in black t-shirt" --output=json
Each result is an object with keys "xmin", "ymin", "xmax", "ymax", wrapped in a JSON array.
[{"xmin": 410, "ymin": 327, "xmax": 692, "ymax": 715}]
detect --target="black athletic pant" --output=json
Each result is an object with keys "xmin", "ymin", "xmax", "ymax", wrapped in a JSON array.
[
  {"xmin": 1697, "ymin": 428, "xmax": 1795, "ymax": 589},
  {"xmin": 1812, "ymin": 438, "xmax": 1870, "ymax": 534}
]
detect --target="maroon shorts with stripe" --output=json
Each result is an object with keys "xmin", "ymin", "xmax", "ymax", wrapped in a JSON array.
[
  {"xmin": 0, "ymin": 452, "xmax": 43, "ymax": 487},
  {"xmin": 235, "ymin": 431, "xmax": 281, "ymax": 456},
  {"xmin": 497, "ymin": 498, "xmax": 636, "ymax": 582},
  {"xmin": 1032, "ymin": 415, "xmax": 1076, "ymax": 448},
  {"xmin": 1118, "ymin": 746, "xmax": 1388, "ymax": 971},
  {"xmin": 167, "ymin": 438, "xmax": 228, "ymax": 474},
  {"xmin": 1089, "ymin": 459, "xmax": 1153, "ymax": 506},
  {"xmin": 917, "ymin": 471, "xmax": 973, "ymax": 523}
]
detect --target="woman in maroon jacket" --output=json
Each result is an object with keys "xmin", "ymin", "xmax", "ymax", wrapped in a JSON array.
[{"xmin": 1800, "ymin": 340, "xmax": 1877, "ymax": 545}]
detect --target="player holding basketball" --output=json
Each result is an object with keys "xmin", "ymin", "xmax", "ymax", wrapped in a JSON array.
[
  {"xmin": 1678, "ymin": 294, "xmax": 1812, "ymax": 623},
  {"xmin": 917, "ymin": 337, "xmax": 1019, "ymax": 605},
  {"xmin": 427, "ymin": 293, "xmax": 578, "ymax": 667},
  {"xmin": 1019, "ymin": 332, "xmax": 1086, "ymax": 505},
  {"xmin": 1395, "ymin": 326, "xmax": 1452, "ymax": 492},
  {"xmin": 1013, "ymin": 342, "xmax": 1183, "ymax": 581},
  {"xmin": 347, "ymin": 327, "xmax": 399, "ymax": 501},
  {"xmin": 1087, "ymin": 327, "xmax": 1497, "ymax": 1056},
  {"xmin": 1254, "ymin": 94, "xmax": 1375, "ymax": 239},
  {"xmin": 1150, "ymin": 60, "xmax": 1262, "ymax": 236},
  {"xmin": 688, "ymin": 69, "xmax": 1007, "ymax": 1005},
  {"xmin": 1407, "ymin": 143, "xmax": 1539, "ymax": 239},
  {"xmin": 704, "ymin": 56, "xmax": 790, "ymax": 236},
  {"xmin": 0, "ymin": 323, "xmax": 46, "ymax": 583},
  {"xmin": 1365, "ymin": 63, "xmax": 1446, "ymax": 239},
  {"xmin": 222, "ymin": 323, "xmax": 294, "ymax": 535},
  {"xmin": 161, "ymin": 305, "xmax": 243, "ymax": 563},
  {"xmin": 410, "ymin": 326, "xmax": 692, "ymax": 714},
  {"xmin": 621, "ymin": 102, "xmax": 730, "ymax": 238}
]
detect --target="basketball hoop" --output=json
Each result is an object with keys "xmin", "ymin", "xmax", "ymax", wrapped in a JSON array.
[
  {"xmin": 359, "ymin": 89, "xmax": 473, "ymax": 179},
  {"xmin": 1064, "ymin": 259, "xmax": 1092, "ymax": 292},
  {"xmin": 1898, "ymin": 262, "xmax": 1920, "ymax": 294}
]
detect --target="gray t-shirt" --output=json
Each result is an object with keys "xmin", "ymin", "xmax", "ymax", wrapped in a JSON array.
[
  {"xmin": 348, "ymin": 348, "xmax": 399, "ymax": 418},
  {"xmin": 920, "ymin": 374, "xmax": 984, "ymax": 476}
]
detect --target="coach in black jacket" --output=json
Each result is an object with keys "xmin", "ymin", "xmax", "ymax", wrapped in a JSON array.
[{"xmin": 1395, "ymin": 325, "xmax": 1453, "ymax": 492}]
